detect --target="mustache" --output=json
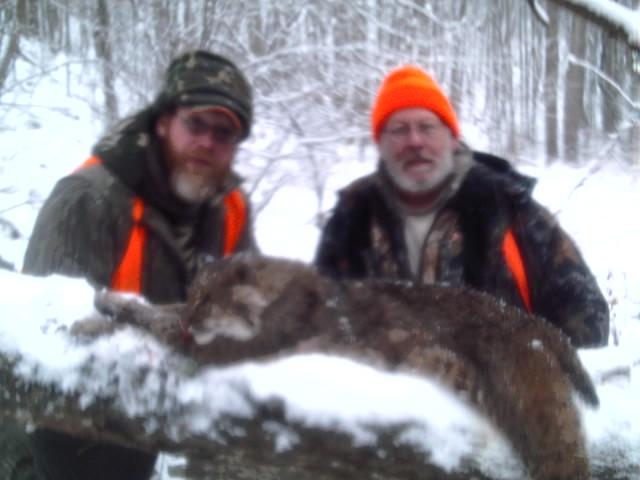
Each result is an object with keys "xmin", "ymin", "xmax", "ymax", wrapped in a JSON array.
[{"xmin": 402, "ymin": 153, "xmax": 435, "ymax": 165}]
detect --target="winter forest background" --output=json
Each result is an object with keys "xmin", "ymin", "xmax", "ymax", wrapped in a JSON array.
[
  {"xmin": 0, "ymin": 1, "xmax": 639, "ymax": 479},
  {"xmin": 1, "ymin": 0, "xmax": 638, "ymax": 232}
]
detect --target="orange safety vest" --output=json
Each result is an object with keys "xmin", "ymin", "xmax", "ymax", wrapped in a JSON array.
[
  {"xmin": 502, "ymin": 227, "xmax": 532, "ymax": 312},
  {"xmin": 75, "ymin": 156, "xmax": 247, "ymax": 293},
  {"xmin": 77, "ymin": 159, "xmax": 530, "ymax": 310}
]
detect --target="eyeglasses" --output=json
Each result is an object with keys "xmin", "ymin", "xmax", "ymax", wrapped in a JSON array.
[
  {"xmin": 383, "ymin": 122, "xmax": 444, "ymax": 141},
  {"xmin": 179, "ymin": 114, "xmax": 241, "ymax": 145}
]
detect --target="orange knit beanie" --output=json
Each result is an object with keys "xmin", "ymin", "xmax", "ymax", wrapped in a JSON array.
[{"xmin": 371, "ymin": 65, "xmax": 460, "ymax": 141}]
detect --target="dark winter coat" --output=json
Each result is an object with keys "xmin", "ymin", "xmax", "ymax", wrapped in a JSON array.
[
  {"xmin": 17, "ymin": 106, "xmax": 256, "ymax": 480},
  {"xmin": 314, "ymin": 150, "xmax": 609, "ymax": 349}
]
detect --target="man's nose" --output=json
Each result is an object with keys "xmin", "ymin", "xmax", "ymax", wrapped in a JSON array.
[{"xmin": 406, "ymin": 126, "xmax": 426, "ymax": 146}]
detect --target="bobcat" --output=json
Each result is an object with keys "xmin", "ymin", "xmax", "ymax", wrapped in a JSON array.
[{"xmin": 87, "ymin": 254, "xmax": 598, "ymax": 480}]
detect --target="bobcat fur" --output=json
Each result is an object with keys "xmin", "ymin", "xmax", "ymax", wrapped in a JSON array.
[{"xmin": 87, "ymin": 254, "xmax": 598, "ymax": 480}]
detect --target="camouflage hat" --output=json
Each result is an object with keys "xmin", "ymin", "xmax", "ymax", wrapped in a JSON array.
[{"xmin": 155, "ymin": 50, "xmax": 253, "ymax": 139}]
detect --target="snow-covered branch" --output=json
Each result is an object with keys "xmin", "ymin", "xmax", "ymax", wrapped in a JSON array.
[{"xmin": 543, "ymin": 0, "xmax": 640, "ymax": 50}]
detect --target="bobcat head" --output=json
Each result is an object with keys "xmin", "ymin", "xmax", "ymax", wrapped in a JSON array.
[{"xmin": 184, "ymin": 254, "xmax": 316, "ymax": 346}]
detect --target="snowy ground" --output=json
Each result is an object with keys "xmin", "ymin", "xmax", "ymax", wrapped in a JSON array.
[{"xmin": 1, "ymin": 55, "xmax": 639, "ymax": 478}]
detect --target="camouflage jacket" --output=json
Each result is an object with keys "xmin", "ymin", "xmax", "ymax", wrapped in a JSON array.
[
  {"xmin": 23, "ymin": 106, "xmax": 256, "ymax": 303},
  {"xmin": 314, "ymin": 151, "xmax": 609, "ymax": 348}
]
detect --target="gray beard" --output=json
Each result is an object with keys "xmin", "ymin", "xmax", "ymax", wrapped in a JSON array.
[
  {"xmin": 170, "ymin": 170, "xmax": 216, "ymax": 204},
  {"xmin": 384, "ymin": 152, "xmax": 455, "ymax": 194}
]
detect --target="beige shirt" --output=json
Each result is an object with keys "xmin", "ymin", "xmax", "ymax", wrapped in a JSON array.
[{"xmin": 403, "ymin": 212, "xmax": 436, "ymax": 276}]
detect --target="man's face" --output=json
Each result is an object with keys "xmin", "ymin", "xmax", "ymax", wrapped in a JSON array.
[
  {"xmin": 156, "ymin": 107, "xmax": 242, "ymax": 203},
  {"xmin": 378, "ymin": 108, "xmax": 458, "ymax": 194}
]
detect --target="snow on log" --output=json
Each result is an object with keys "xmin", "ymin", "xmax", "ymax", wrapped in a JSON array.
[{"xmin": 0, "ymin": 267, "xmax": 639, "ymax": 479}]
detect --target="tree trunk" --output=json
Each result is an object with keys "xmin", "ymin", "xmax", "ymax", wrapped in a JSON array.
[
  {"xmin": 563, "ymin": 15, "xmax": 587, "ymax": 162},
  {"xmin": 544, "ymin": 3, "xmax": 560, "ymax": 162},
  {"xmin": 93, "ymin": 0, "xmax": 118, "ymax": 126},
  {"xmin": 0, "ymin": 0, "xmax": 24, "ymax": 93}
]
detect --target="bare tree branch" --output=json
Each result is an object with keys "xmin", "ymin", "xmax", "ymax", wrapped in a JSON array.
[
  {"xmin": 530, "ymin": 0, "xmax": 640, "ymax": 50},
  {"xmin": 528, "ymin": 0, "xmax": 550, "ymax": 26},
  {"xmin": 568, "ymin": 54, "xmax": 640, "ymax": 112}
]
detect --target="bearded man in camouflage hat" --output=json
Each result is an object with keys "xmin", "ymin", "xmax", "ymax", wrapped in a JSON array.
[{"xmin": 1, "ymin": 50, "xmax": 257, "ymax": 480}]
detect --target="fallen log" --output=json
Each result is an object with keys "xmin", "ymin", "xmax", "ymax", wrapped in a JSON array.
[
  {"xmin": 0, "ymin": 340, "xmax": 515, "ymax": 480},
  {"xmin": 0, "ymin": 263, "xmax": 639, "ymax": 479}
]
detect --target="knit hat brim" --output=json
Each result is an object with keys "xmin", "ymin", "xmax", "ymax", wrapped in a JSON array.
[{"xmin": 371, "ymin": 66, "xmax": 460, "ymax": 141}]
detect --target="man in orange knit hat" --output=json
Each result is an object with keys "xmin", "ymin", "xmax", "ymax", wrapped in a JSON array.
[{"xmin": 314, "ymin": 65, "xmax": 609, "ymax": 349}]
